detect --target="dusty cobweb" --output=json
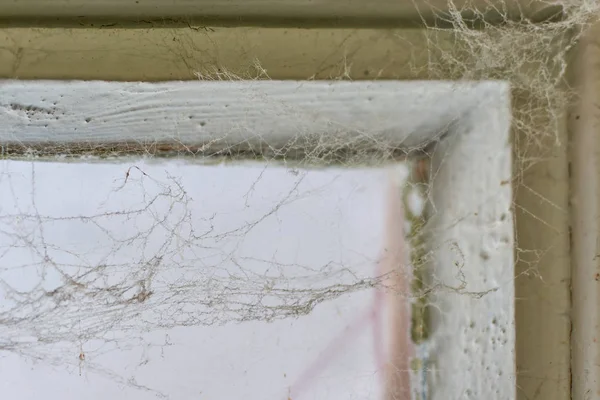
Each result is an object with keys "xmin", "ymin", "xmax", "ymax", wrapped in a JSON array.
[{"xmin": 0, "ymin": 1, "xmax": 596, "ymax": 399}]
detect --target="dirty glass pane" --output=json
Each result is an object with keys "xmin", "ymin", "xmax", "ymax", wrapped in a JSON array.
[{"xmin": 0, "ymin": 160, "xmax": 411, "ymax": 400}]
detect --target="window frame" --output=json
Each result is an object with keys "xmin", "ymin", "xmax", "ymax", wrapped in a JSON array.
[{"xmin": 1, "ymin": 78, "xmax": 515, "ymax": 399}]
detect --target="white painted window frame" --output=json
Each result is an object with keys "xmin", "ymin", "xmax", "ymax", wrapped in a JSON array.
[{"xmin": 0, "ymin": 79, "xmax": 514, "ymax": 400}]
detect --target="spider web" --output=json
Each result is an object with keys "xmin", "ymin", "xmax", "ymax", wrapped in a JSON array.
[{"xmin": 1, "ymin": 1, "xmax": 596, "ymax": 399}]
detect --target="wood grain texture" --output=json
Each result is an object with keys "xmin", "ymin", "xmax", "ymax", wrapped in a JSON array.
[{"xmin": 0, "ymin": 80, "xmax": 499, "ymax": 158}]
